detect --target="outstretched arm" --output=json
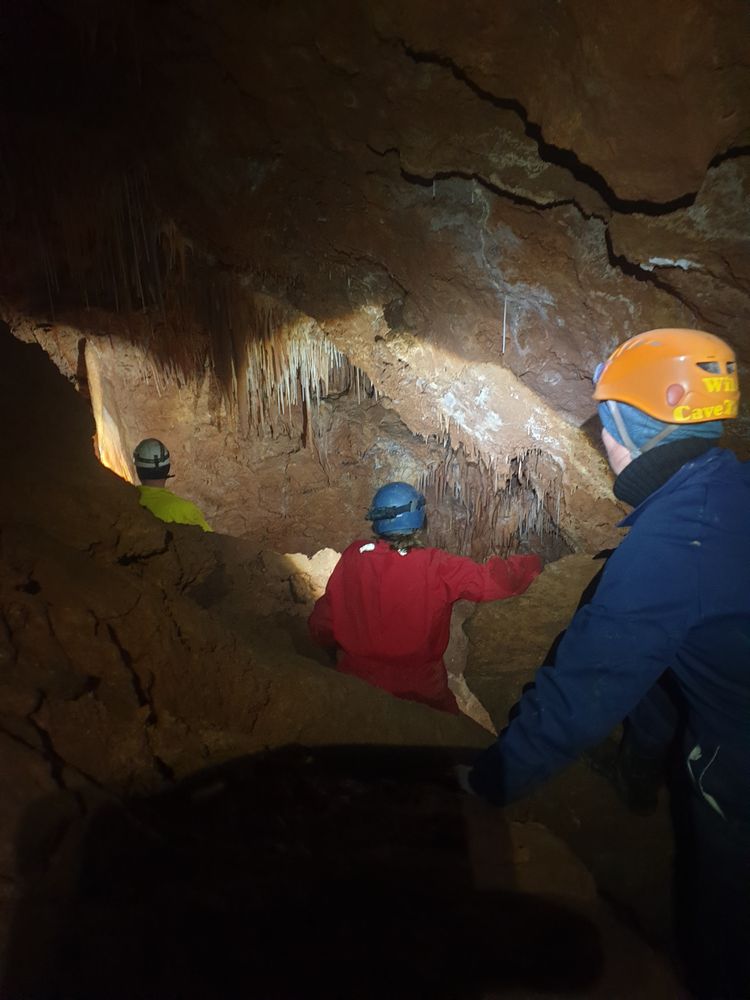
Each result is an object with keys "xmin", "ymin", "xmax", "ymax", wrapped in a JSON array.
[
  {"xmin": 438, "ymin": 551, "xmax": 542, "ymax": 604},
  {"xmin": 468, "ymin": 531, "xmax": 694, "ymax": 804}
]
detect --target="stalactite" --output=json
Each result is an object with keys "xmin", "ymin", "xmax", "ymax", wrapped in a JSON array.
[
  {"xmin": 17, "ymin": 165, "xmax": 370, "ymax": 441},
  {"xmin": 419, "ymin": 442, "xmax": 568, "ymax": 561},
  {"xmin": 20, "ymin": 163, "xmax": 567, "ymax": 562}
]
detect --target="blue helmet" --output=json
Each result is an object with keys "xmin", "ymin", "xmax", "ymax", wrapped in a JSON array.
[{"xmin": 366, "ymin": 482, "xmax": 426, "ymax": 536}]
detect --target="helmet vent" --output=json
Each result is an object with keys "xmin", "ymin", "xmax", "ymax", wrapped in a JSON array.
[{"xmin": 696, "ymin": 361, "xmax": 721, "ymax": 374}]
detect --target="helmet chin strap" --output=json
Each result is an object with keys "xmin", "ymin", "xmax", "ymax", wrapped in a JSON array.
[{"xmin": 607, "ymin": 400, "xmax": 678, "ymax": 458}]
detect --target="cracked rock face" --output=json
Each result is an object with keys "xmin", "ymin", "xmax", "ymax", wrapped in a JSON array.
[{"xmin": 1, "ymin": 0, "xmax": 748, "ymax": 444}]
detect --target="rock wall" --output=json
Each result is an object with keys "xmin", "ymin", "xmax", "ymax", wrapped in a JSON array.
[
  {"xmin": 0, "ymin": 326, "xmax": 495, "ymax": 955},
  {"xmin": 8, "ymin": 308, "xmax": 623, "ymax": 559},
  {"xmin": 2, "ymin": 0, "xmax": 747, "ymax": 446}
]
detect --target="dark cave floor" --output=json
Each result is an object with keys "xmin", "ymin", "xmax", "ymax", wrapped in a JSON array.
[
  {"xmin": 3, "ymin": 744, "xmax": 676, "ymax": 1000},
  {"xmin": 507, "ymin": 757, "xmax": 675, "ymax": 955},
  {"xmin": 280, "ymin": 611, "xmax": 677, "ymax": 966}
]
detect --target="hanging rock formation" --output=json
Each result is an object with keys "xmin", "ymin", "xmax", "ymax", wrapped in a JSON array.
[{"xmin": 1, "ymin": 0, "xmax": 748, "ymax": 554}]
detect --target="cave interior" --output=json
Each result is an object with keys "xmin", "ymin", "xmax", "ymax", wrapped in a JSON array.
[{"xmin": 0, "ymin": 1, "xmax": 748, "ymax": 996}]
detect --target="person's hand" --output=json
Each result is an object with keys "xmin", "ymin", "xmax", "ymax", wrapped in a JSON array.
[{"xmin": 451, "ymin": 764, "xmax": 478, "ymax": 796}]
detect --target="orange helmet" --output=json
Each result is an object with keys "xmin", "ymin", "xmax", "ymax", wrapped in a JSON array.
[{"xmin": 592, "ymin": 328, "xmax": 739, "ymax": 424}]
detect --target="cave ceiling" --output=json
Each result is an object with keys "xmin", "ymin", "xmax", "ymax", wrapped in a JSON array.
[{"xmin": 2, "ymin": 0, "xmax": 749, "ymax": 444}]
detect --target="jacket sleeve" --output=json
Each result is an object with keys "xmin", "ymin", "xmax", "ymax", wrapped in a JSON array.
[
  {"xmin": 469, "ymin": 528, "xmax": 695, "ymax": 805},
  {"xmin": 437, "ymin": 552, "xmax": 542, "ymax": 603}
]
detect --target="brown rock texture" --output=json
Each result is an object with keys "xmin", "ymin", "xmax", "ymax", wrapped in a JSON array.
[
  {"xmin": 0, "ymin": 328, "xmax": 493, "ymax": 952},
  {"xmin": 464, "ymin": 553, "xmax": 606, "ymax": 724},
  {"xmin": 2, "ymin": 3, "xmax": 746, "ymax": 988},
  {"xmin": 9, "ymin": 307, "xmax": 625, "ymax": 560},
  {"xmin": 1, "ymin": 0, "xmax": 748, "ymax": 452},
  {"xmin": 0, "ymin": 325, "xmax": 677, "ymax": 993}
]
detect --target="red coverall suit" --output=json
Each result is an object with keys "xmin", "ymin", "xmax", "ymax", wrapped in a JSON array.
[{"xmin": 308, "ymin": 540, "xmax": 541, "ymax": 713}]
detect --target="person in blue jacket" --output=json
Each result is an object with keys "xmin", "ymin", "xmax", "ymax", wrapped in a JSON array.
[{"xmin": 465, "ymin": 328, "xmax": 749, "ymax": 999}]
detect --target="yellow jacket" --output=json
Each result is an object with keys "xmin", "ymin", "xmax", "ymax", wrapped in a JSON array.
[{"xmin": 137, "ymin": 486, "xmax": 212, "ymax": 532}]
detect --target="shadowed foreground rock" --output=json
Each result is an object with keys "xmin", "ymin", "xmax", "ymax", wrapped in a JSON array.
[
  {"xmin": 5, "ymin": 746, "xmax": 613, "ymax": 1000},
  {"xmin": 0, "ymin": 319, "xmax": 677, "ymax": 997}
]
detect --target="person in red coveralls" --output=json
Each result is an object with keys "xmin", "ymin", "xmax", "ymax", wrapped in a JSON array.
[{"xmin": 308, "ymin": 481, "xmax": 542, "ymax": 714}]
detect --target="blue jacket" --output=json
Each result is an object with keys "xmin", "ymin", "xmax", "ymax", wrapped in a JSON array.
[{"xmin": 470, "ymin": 448, "xmax": 750, "ymax": 819}]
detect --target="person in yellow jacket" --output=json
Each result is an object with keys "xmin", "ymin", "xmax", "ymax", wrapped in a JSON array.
[{"xmin": 132, "ymin": 438, "xmax": 212, "ymax": 532}]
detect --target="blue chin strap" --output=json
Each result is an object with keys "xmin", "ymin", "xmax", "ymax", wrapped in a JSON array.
[
  {"xmin": 594, "ymin": 362, "xmax": 724, "ymax": 458},
  {"xmin": 604, "ymin": 400, "xmax": 678, "ymax": 458}
]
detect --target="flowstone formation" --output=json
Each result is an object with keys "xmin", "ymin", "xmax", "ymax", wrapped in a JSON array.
[{"xmin": 4, "ymin": 5, "xmax": 749, "ymax": 340}]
